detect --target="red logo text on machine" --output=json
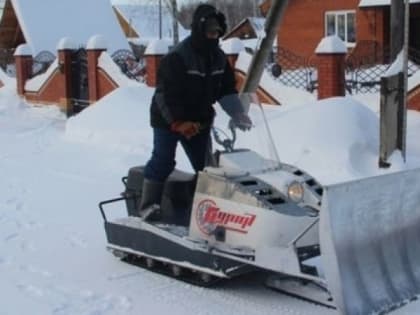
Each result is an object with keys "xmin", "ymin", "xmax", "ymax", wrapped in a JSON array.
[{"xmin": 196, "ymin": 199, "xmax": 256, "ymax": 235}]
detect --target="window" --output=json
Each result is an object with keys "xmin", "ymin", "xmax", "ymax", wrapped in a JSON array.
[{"xmin": 325, "ymin": 11, "xmax": 356, "ymax": 46}]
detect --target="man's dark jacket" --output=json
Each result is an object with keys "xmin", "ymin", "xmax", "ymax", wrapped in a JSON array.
[{"xmin": 150, "ymin": 36, "xmax": 239, "ymax": 129}]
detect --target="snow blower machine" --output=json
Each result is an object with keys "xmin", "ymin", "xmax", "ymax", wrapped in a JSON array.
[{"xmin": 99, "ymin": 94, "xmax": 420, "ymax": 315}]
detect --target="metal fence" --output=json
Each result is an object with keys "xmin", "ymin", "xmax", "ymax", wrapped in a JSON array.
[
  {"xmin": 345, "ymin": 43, "xmax": 420, "ymax": 93},
  {"xmin": 267, "ymin": 46, "xmax": 316, "ymax": 92},
  {"xmin": 266, "ymin": 43, "xmax": 420, "ymax": 95},
  {"xmin": 111, "ymin": 49, "xmax": 146, "ymax": 83},
  {"xmin": 32, "ymin": 51, "xmax": 56, "ymax": 77}
]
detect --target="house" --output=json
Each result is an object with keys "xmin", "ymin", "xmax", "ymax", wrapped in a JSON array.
[
  {"xmin": 0, "ymin": 0, "xmax": 130, "ymax": 55},
  {"xmin": 0, "ymin": 0, "xmax": 135, "ymax": 114},
  {"xmin": 259, "ymin": 0, "xmax": 420, "ymax": 60},
  {"xmin": 113, "ymin": 4, "xmax": 189, "ymax": 46},
  {"xmin": 223, "ymin": 17, "xmax": 265, "ymax": 40}
]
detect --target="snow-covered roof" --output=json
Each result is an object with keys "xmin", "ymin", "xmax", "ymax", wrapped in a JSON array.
[
  {"xmin": 248, "ymin": 17, "xmax": 266, "ymax": 37},
  {"xmin": 359, "ymin": 0, "xmax": 420, "ymax": 7},
  {"xmin": 10, "ymin": 0, "xmax": 130, "ymax": 55},
  {"xmin": 220, "ymin": 38, "xmax": 245, "ymax": 55},
  {"xmin": 225, "ymin": 17, "xmax": 266, "ymax": 40},
  {"xmin": 114, "ymin": 4, "xmax": 189, "ymax": 41}
]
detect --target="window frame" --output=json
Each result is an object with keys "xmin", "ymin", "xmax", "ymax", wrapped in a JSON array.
[{"xmin": 324, "ymin": 10, "xmax": 356, "ymax": 48}]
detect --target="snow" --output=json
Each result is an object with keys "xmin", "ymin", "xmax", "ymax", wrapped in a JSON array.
[
  {"xmin": 315, "ymin": 36, "xmax": 347, "ymax": 54},
  {"xmin": 98, "ymin": 52, "xmax": 142, "ymax": 88},
  {"xmin": 14, "ymin": 43, "xmax": 32, "ymax": 56},
  {"xmin": 56, "ymin": 37, "xmax": 77, "ymax": 51},
  {"xmin": 359, "ymin": 0, "xmax": 420, "ymax": 7},
  {"xmin": 248, "ymin": 17, "xmax": 266, "ymax": 37},
  {"xmin": 144, "ymin": 39, "xmax": 171, "ymax": 55},
  {"xmin": 221, "ymin": 38, "xmax": 245, "ymax": 55},
  {"xmin": 87, "ymin": 35, "xmax": 108, "ymax": 51},
  {"xmin": 2, "ymin": 65, "xmax": 420, "ymax": 314},
  {"xmin": 384, "ymin": 51, "xmax": 404, "ymax": 77},
  {"xmin": 0, "ymin": 67, "xmax": 15, "ymax": 87},
  {"xmin": 25, "ymin": 59, "xmax": 58, "ymax": 92},
  {"xmin": 10, "ymin": 0, "xmax": 130, "ymax": 55}
]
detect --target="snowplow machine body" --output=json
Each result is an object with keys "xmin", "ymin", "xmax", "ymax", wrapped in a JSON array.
[{"xmin": 99, "ymin": 97, "xmax": 420, "ymax": 315}]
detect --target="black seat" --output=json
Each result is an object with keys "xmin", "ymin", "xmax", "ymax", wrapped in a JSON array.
[{"xmin": 124, "ymin": 166, "xmax": 195, "ymax": 225}]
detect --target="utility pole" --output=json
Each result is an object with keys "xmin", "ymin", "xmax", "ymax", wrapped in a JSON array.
[
  {"xmin": 253, "ymin": 0, "xmax": 259, "ymax": 17},
  {"xmin": 159, "ymin": 0, "xmax": 162, "ymax": 39},
  {"xmin": 401, "ymin": 0, "xmax": 410, "ymax": 160},
  {"xmin": 240, "ymin": 0, "xmax": 289, "ymax": 94},
  {"xmin": 379, "ymin": 0, "xmax": 410, "ymax": 166},
  {"xmin": 168, "ymin": 0, "xmax": 179, "ymax": 45},
  {"xmin": 390, "ymin": 0, "xmax": 404, "ymax": 60}
]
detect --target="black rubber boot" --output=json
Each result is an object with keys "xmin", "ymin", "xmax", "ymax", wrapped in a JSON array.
[{"xmin": 138, "ymin": 179, "xmax": 164, "ymax": 221}]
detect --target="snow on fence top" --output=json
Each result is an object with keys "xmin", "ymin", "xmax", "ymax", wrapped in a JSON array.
[
  {"xmin": 315, "ymin": 36, "xmax": 347, "ymax": 54},
  {"xmin": 56, "ymin": 37, "xmax": 77, "ymax": 51},
  {"xmin": 87, "ymin": 35, "xmax": 108, "ymax": 51},
  {"xmin": 144, "ymin": 39, "xmax": 170, "ymax": 55},
  {"xmin": 14, "ymin": 43, "xmax": 32, "ymax": 56}
]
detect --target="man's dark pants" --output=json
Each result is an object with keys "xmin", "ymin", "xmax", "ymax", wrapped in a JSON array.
[{"xmin": 144, "ymin": 127, "xmax": 212, "ymax": 182}]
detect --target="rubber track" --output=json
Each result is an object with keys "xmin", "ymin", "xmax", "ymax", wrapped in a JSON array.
[{"xmin": 122, "ymin": 253, "xmax": 225, "ymax": 287}]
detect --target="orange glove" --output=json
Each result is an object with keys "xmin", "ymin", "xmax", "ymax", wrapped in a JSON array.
[{"xmin": 171, "ymin": 121, "xmax": 201, "ymax": 139}]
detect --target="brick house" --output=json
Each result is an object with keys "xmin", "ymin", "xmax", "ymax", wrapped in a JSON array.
[{"xmin": 259, "ymin": 0, "xmax": 420, "ymax": 59}]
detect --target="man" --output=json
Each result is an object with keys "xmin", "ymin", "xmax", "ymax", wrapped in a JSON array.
[{"xmin": 139, "ymin": 3, "xmax": 252, "ymax": 216}]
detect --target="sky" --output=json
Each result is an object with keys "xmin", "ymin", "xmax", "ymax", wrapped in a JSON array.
[{"xmin": 1, "ymin": 49, "xmax": 420, "ymax": 314}]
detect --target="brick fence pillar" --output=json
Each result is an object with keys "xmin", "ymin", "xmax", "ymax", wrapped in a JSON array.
[
  {"xmin": 87, "ymin": 35, "xmax": 107, "ymax": 103},
  {"xmin": 144, "ymin": 39, "xmax": 170, "ymax": 87},
  {"xmin": 57, "ymin": 37, "xmax": 77, "ymax": 116},
  {"xmin": 14, "ymin": 44, "xmax": 33, "ymax": 96},
  {"xmin": 315, "ymin": 35, "xmax": 347, "ymax": 100}
]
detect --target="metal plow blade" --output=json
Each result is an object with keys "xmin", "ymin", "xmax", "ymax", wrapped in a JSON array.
[{"xmin": 320, "ymin": 168, "xmax": 420, "ymax": 315}]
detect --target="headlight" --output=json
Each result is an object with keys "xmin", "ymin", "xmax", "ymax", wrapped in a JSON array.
[{"xmin": 288, "ymin": 181, "xmax": 304, "ymax": 203}]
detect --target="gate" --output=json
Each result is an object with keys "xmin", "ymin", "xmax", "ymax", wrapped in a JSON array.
[
  {"xmin": 345, "ymin": 42, "xmax": 420, "ymax": 94},
  {"xmin": 71, "ymin": 48, "xmax": 89, "ymax": 113},
  {"xmin": 268, "ymin": 47, "xmax": 317, "ymax": 92},
  {"xmin": 111, "ymin": 49, "xmax": 145, "ymax": 82},
  {"xmin": 32, "ymin": 51, "xmax": 55, "ymax": 77}
]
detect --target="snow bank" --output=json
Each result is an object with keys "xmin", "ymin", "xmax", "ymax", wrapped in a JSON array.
[
  {"xmin": 234, "ymin": 97, "xmax": 405, "ymax": 184},
  {"xmin": 98, "ymin": 52, "xmax": 142, "ymax": 87},
  {"xmin": 0, "ymin": 67, "xmax": 16, "ymax": 87},
  {"xmin": 66, "ymin": 84, "xmax": 413, "ymax": 185},
  {"xmin": 65, "ymin": 86, "xmax": 153, "ymax": 153},
  {"xmin": 0, "ymin": 85, "xmax": 22, "ymax": 115}
]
